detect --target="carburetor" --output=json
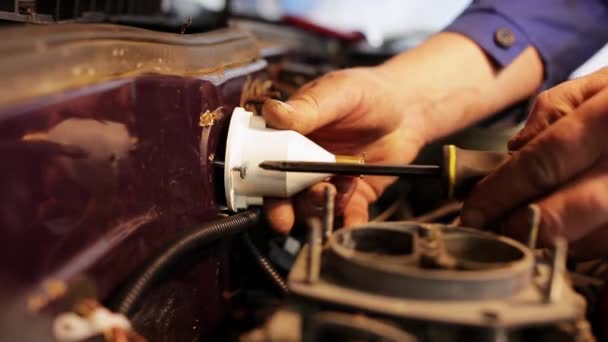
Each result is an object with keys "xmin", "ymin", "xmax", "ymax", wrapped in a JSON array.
[{"xmin": 244, "ymin": 221, "xmax": 593, "ymax": 342}]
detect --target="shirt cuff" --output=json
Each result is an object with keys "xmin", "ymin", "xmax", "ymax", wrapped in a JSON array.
[{"xmin": 443, "ymin": 10, "xmax": 532, "ymax": 69}]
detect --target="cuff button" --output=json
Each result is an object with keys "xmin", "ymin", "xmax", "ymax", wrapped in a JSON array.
[{"xmin": 494, "ymin": 27, "xmax": 516, "ymax": 49}]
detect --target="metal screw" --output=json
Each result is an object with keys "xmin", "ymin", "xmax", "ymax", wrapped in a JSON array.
[
  {"xmin": 180, "ymin": 17, "xmax": 193, "ymax": 34},
  {"xmin": 417, "ymin": 226, "xmax": 456, "ymax": 269},
  {"xmin": 232, "ymin": 163, "xmax": 247, "ymax": 179}
]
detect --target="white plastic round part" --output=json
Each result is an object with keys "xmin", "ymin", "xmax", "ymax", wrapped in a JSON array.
[{"xmin": 224, "ymin": 107, "xmax": 336, "ymax": 211}]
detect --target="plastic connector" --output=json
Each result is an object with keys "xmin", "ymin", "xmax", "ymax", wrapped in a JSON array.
[{"xmin": 224, "ymin": 107, "xmax": 335, "ymax": 211}]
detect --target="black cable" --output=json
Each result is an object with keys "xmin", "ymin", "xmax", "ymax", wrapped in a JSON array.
[
  {"xmin": 116, "ymin": 209, "xmax": 261, "ymax": 315},
  {"xmin": 242, "ymin": 232, "xmax": 289, "ymax": 295}
]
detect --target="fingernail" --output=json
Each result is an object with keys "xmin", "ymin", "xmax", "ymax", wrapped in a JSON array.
[
  {"xmin": 461, "ymin": 208, "xmax": 486, "ymax": 228},
  {"xmin": 270, "ymin": 99, "xmax": 294, "ymax": 114}
]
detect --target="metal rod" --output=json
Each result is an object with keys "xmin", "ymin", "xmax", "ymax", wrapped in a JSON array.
[
  {"xmin": 212, "ymin": 160, "xmax": 225, "ymax": 168},
  {"xmin": 322, "ymin": 186, "xmax": 335, "ymax": 242},
  {"xmin": 259, "ymin": 161, "xmax": 441, "ymax": 177},
  {"xmin": 546, "ymin": 236, "xmax": 567, "ymax": 303},
  {"xmin": 491, "ymin": 328, "xmax": 508, "ymax": 342},
  {"xmin": 527, "ymin": 204, "xmax": 540, "ymax": 250},
  {"xmin": 307, "ymin": 217, "xmax": 322, "ymax": 284}
]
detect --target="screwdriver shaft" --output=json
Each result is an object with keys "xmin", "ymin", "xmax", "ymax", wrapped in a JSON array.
[{"xmin": 259, "ymin": 161, "xmax": 441, "ymax": 177}]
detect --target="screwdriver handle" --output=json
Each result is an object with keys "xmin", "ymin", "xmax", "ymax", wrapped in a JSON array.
[{"xmin": 442, "ymin": 145, "xmax": 509, "ymax": 199}]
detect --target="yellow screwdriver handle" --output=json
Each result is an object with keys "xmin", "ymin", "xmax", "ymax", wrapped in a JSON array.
[{"xmin": 442, "ymin": 145, "xmax": 510, "ymax": 199}]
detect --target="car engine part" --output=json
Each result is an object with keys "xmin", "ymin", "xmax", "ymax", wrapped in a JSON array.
[{"xmin": 243, "ymin": 220, "xmax": 593, "ymax": 341}]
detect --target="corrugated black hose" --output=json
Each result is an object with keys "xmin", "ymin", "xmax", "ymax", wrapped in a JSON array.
[
  {"xmin": 116, "ymin": 209, "xmax": 261, "ymax": 315},
  {"xmin": 242, "ymin": 232, "xmax": 290, "ymax": 295}
]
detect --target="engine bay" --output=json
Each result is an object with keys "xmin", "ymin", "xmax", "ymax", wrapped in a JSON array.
[{"xmin": 0, "ymin": 10, "xmax": 606, "ymax": 342}]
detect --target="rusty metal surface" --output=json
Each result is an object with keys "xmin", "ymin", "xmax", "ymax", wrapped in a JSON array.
[
  {"xmin": 325, "ymin": 223, "xmax": 533, "ymax": 300},
  {"xmin": 288, "ymin": 222, "xmax": 585, "ymax": 330}
]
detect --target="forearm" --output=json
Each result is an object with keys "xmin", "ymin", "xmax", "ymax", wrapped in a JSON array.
[
  {"xmin": 377, "ymin": 32, "xmax": 543, "ymax": 143},
  {"xmin": 400, "ymin": 0, "xmax": 608, "ymax": 143}
]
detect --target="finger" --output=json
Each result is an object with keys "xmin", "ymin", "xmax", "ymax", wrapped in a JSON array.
[
  {"xmin": 262, "ymin": 70, "xmax": 365, "ymax": 134},
  {"xmin": 294, "ymin": 182, "xmax": 337, "ymax": 224},
  {"xmin": 496, "ymin": 160, "xmax": 608, "ymax": 249},
  {"xmin": 509, "ymin": 68, "xmax": 608, "ymax": 150},
  {"xmin": 342, "ymin": 178, "xmax": 379, "ymax": 227},
  {"xmin": 462, "ymin": 88, "xmax": 608, "ymax": 228},
  {"xmin": 504, "ymin": 212, "xmax": 608, "ymax": 262},
  {"xmin": 263, "ymin": 198, "xmax": 295, "ymax": 234},
  {"xmin": 266, "ymin": 178, "xmax": 359, "ymax": 232},
  {"xmin": 342, "ymin": 192, "xmax": 370, "ymax": 227},
  {"xmin": 508, "ymin": 93, "xmax": 570, "ymax": 151},
  {"xmin": 331, "ymin": 176, "xmax": 358, "ymax": 214}
]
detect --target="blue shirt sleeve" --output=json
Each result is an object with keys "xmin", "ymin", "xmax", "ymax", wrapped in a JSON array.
[{"xmin": 444, "ymin": 0, "xmax": 608, "ymax": 86}]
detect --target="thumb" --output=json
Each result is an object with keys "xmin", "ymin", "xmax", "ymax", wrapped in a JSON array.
[{"xmin": 262, "ymin": 69, "xmax": 367, "ymax": 134}]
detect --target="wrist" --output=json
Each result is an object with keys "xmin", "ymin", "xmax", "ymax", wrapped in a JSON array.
[{"xmin": 375, "ymin": 32, "xmax": 543, "ymax": 143}]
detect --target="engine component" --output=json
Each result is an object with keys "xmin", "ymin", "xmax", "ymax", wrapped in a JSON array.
[
  {"xmin": 242, "ymin": 232, "xmax": 290, "ymax": 295},
  {"xmin": 280, "ymin": 222, "xmax": 591, "ymax": 341}
]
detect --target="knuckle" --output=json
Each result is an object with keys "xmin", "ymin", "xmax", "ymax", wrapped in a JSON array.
[
  {"xmin": 531, "ymin": 90, "xmax": 570, "ymax": 124},
  {"xmin": 289, "ymin": 93, "xmax": 321, "ymax": 133},
  {"xmin": 299, "ymin": 79, "xmax": 319, "ymax": 93},
  {"xmin": 582, "ymin": 183, "xmax": 608, "ymax": 212},
  {"xmin": 324, "ymin": 68, "xmax": 373, "ymax": 86},
  {"xmin": 519, "ymin": 147, "xmax": 561, "ymax": 190},
  {"xmin": 295, "ymin": 92, "xmax": 321, "ymax": 110},
  {"xmin": 509, "ymin": 126, "xmax": 538, "ymax": 150},
  {"xmin": 267, "ymin": 211, "xmax": 293, "ymax": 234},
  {"xmin": 297, "ymin": 69, "xmax": 352, "ymax": 94},
  {"xmin": 534, "ymin": 91, "xmax": 553, "ymax": 110},
  {"xmin": 322, "ymin": 69, "xmax": 352, "ymax": 83}
]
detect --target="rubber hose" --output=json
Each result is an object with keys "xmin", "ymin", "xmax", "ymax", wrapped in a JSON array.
[
  {"xmin": 242, "ymin": 232, "xmax": 289, "ymax": 295},
  {"xmin": 116, "ymin": 209, "xmax": 261, "ymax": 315}
]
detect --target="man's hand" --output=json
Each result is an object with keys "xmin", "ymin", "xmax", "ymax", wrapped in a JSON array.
[
  {"xmin": 262, "ymin": 68, "xmax": 428, "ymax": 233},
  {"xmin": 462, "ymin": 68, "xmax": 608, "ymax": 260},
  {"xmin": 260, "ymin": 32, "xmax": 544, "ymax": 234}
]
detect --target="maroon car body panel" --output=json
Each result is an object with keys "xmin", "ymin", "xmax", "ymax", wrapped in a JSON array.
[{"xmin": 0, "ymin": 23, "xmax": 266, "ymax": 341}]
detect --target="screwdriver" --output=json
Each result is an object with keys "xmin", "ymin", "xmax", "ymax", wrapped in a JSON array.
[{"xmin": 259, "ymin": 145, "xmax": 509, "ymax": 199}]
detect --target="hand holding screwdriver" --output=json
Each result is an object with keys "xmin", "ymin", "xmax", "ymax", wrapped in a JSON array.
[
  {"xmin": 462, "ymin": 68, "xmax": 608, "ymax": 260},
  {"xmin": 260, "ymin": 33, "xmax": 542, "ymax": 234}
]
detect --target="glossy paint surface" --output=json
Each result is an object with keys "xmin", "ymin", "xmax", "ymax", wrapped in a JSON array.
[{"xmin": 0, "ymin": 64, "xmax": 261, "ymax": 340}]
